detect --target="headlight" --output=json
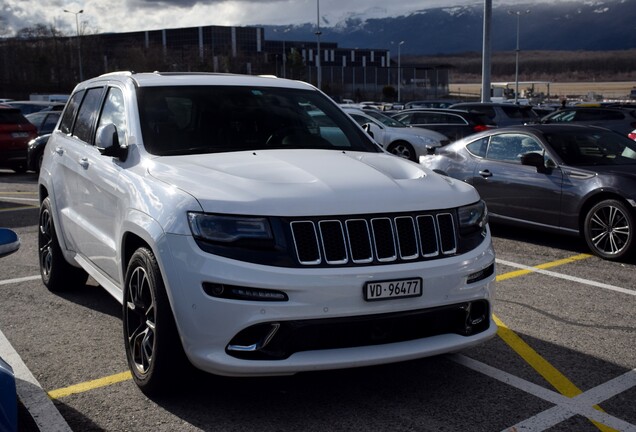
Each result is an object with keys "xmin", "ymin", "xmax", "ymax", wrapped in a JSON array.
[
  {"xmin": 458, "ymin": 200, "xmax": 488, "ymax": 235},
  {"xmin": 417, "ymin": 136, "xmax": 437, "ymax": 145},
  {"xmin": 188, "ymin": 213, "xmax": 273, "ymax": 244}
]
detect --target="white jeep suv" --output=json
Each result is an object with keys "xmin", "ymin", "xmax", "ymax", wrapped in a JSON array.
[{"xmin": 38, "ymin": 72, "xmax": 496, "ymax": 394}]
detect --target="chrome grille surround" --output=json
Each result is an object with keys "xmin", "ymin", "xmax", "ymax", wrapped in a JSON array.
[{"xmin": 291, "ymin": 211, "xmax": 458, "ymax": 266}]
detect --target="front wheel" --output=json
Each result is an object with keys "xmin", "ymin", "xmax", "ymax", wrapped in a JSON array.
[
  {"xmin": 123, "ymin": 247, "xmax": 187, "ymax": 395},
  {"xmin": 583, "ymin": 199, "xmax": 634, "ymax": 260},
  {"xmin": 387, "ymin": 141, "xmax": 417, "ymax": 162},
  {"xmin": 38, "ymin": 197, "xmax": 88, "ymax": 291}
]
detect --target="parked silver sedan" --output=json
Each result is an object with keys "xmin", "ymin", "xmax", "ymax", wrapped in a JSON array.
[{"xmin": 342, "ymin": 107, "xmax": 450, "ymax": 161}]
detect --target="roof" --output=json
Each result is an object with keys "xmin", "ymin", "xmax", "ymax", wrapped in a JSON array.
[{"xmin": 88, "ymin": 71, "xmax": 317, "ymax": 90}]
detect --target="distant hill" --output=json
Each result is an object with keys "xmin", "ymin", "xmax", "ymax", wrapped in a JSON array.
[{"xmin": 263, "ymin": 0, "xmax": 636, "ymax": 55}]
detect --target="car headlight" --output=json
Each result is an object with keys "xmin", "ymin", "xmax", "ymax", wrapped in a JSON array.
[
  {"xmin": 417, "ymin": 136, "xmax": 437, "ymax": 145},
  {"xmin": 188, "ymin": 213, "xmax": 273, "ymax": 245},
  {"xmin": 458, "ymin": 200, "xmax": 488, "ymax": 235}
]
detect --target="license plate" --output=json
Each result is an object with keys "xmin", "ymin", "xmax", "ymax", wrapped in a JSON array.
[
  {"xmin": 11, "ymin": 132, "xmax": 29, "ymax": 138},
  {"xmin": 364, "ymin": 278, "xmax": 422, "ymax": 301}
]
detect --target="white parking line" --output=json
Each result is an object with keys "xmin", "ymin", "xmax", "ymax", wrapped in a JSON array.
[
  {"xmin": 0, "ymin": 196, "xmax": 39, "ymax": 202},
  {"xmin": 0, "ymin": 275, "xmax": 41, "ymax": 286},
  {"xmin": 449, "ymin": 354, "xmax": 636, "ymax": 432},
  {"xmin": 0, "ymin": 329, "xmax": 73, "ymax": 432},
  {"xmin": 496, "ymin": 258, "xmax": 636, "ymax": 296}
]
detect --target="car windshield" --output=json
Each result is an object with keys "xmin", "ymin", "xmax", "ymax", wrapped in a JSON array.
[
  {"xmin": 545, "ymin": 130, "xmax": 636, "ymax": 166},
  {"xmin": 138, "ymin": 86, "xmax": 379, "ymax": 156},
  {"xmin": 363, "ymin": 110, "xmax": 407, "ymax": 128}
]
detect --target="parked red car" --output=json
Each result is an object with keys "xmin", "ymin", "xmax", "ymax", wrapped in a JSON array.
[{"xmin": 0, "ymin": 104, "xmax": 38, "ymax": 172}]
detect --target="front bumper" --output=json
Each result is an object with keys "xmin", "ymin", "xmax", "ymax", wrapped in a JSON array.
[{"xmin": 158, "ymin": 228, "xmax": 497, "ymax": 377}]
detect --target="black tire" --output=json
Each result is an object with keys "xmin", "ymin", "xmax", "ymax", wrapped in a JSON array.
[
  {"xmin": 123, "ymin": 247, "xmax": 187, "ymax": 395},
  {"xmin": 388, "ymin": 141, "xmax": 417, "ymax": 162},
  {"xmin": 38, "ymin": 197, "xmax": 88, "ymax": 291},
  {"xmin": 583, "ymin": 199, "xmax": 634, "ymax": 260}
]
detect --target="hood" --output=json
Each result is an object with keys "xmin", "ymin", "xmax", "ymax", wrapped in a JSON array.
[{"xmin": 147, "ymin": 150, "xmax": 479, "ymax": 216}]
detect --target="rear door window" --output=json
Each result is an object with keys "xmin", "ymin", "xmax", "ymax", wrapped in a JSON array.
[{"xmin": 73, "ymin": 87, "xmax": 105, "ymax": 144}]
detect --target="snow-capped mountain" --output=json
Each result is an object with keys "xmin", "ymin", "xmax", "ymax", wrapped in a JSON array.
[{"xmin": 264, "ymin": 0, "xmax": 636, "ymax": 54}]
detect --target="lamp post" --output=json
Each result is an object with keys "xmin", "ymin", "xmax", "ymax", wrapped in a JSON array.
[
  {"xmin": 508, "ymin": 9, "xmax": 530, "ymax": 104},
  {"xmin": 397, "ymin": 40, "xmax": 404, "ymax": 103},
  {"xmin": 64, "ymin": 8, "xmax": 84, "ymax": 82},
  {"xmin": 315, "ymin": 0, "xmax": 322, "ymax": 89}
]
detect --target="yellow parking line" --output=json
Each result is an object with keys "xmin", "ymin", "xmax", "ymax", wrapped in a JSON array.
[
  {"xmin": 47, "ymin": 371, "xmax": 132, "ymax": 400},
  {"xmin": 495, "ymin": 254, "xmax": 615, "ymax": 432}
]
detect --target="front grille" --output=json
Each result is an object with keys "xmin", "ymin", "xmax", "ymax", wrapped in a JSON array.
[{"xmin": 290, "ymin": 211, "xmax": 457, "ymax": 266}]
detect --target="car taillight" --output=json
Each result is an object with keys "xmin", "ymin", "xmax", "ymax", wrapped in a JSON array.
[
  {"xmin": 629, "ymin": 131, "xmax": 636, "ymax": 141},
  {"xmin": 473, "ymin": 124, "xmax": 493, "ymax": 132}
]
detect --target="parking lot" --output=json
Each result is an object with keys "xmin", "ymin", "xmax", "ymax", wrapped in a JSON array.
[{"xmin": 1, "ymin": 169, "xmax": 635, "ymax": 432}]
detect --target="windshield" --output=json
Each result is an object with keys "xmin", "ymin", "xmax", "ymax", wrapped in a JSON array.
[
  {"xmin": 363, "ymin": 110, "xmax": 407, "ymax": 128},
  {"xmin": 545, "ymin": 130, "xmax": 636, "ymax": 166},
  {"xmin": 138, "ymin": 86, "xmax": 379, "ymax": 156}
]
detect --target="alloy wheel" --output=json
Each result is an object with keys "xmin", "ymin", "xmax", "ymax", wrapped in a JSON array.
[{"xmin": 125, "ymin": 266, "xmax": 157, "ymax": 376}]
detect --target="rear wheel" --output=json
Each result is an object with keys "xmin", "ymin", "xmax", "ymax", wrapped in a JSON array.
[
  {"xmin": 123, "ymin": 247, "xmax": 188, "ymax": 395},
  {"xmin": 38, "ymin": 197, "xmax": 88, "ymax": 291},
  {"xmin": 388, "ymin": 141, "xmax": 417, "ymax": 161},
  {"xmin": 583, "ymin": 199, "xmax": 634, "ymax": 260}
]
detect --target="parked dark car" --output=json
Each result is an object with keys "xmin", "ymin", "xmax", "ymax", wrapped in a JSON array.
[
  {"xmin": 0, "ymin": 105, "xmax": 39, "ymax": 172},
  {"xmin": 391, "ymin": 108, "xmax": 496, "ymax": 142},
  {"xmin": 450, "ymin": 102, "xmax": 539, "ymax": 126},
  {"xmin": 538, "ymin": 106, "xmax": 636, "ymax": 136},
  {"xmin": 25, "ymin": 111, "xmax": 61, "ymax": 135},
  {"xmin": 26, "ymin": 133, "xmax": 50, "ymax": 173},
  {"xmin": 420, "ymin": 124, "xmax": 636, "ymax": 260},
  {"xmin": 5, "ymin": 101, "xmax": 64, "ymax": 115}
]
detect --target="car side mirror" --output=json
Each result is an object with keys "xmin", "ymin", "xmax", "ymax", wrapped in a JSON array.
[
  {"xmin": 520, "ymin": 152, "xmax": 548, "ymax": 173},
  {"xmin": 96, "ymin": 123, "xmax": 128, "ymax": 161},
  {"xmin": 362, "ymin": 123, "xmax": 375, "ymax": 139},
  {"xmin": 0, "ymin": 228, "xmax": 20, "ymax": 258}
]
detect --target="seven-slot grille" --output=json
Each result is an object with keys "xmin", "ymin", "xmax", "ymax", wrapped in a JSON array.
[{"xmin": 290, "ymin": 212, "xmax": 457, "ymax": 266}]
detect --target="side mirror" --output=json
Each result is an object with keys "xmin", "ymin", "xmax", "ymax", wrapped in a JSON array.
[
  {"xmin": 362, "ymin": 123, "xmax": 374, "ymax": 139},
  {"xmin": 0, "ymin": 228, "xmax": 20, "ymax": 258},
  {"xmin": 96, "ymin": 124, "xmax": 128, "ymax": 161},
  {"xmin": 521, "ymin": 152, "xmax": 548, "ymax": 173}
]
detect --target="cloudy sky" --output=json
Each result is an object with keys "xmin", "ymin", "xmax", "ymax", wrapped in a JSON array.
[{"xmin": 2, "ymin": 0, "xmax": 573, "ymax": 37}]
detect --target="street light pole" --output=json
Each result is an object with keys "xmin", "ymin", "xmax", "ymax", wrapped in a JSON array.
[
  {"xmin": 315, "ymin": 0, "xmax": 322, "ymax": 90},
  {"xmin": 508, "ymin": 9, "xmax": 530, "ymax": 104},
  {"xmin": 64, "ymin": 8, "xmax": 84, "ymax": 82},
  {"xmin": 397, "ymin": 41, "xmax": 404, "ymax": 102}
]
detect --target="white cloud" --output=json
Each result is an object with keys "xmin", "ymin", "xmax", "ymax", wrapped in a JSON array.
[{"xmin": 1, "ymin": 0, "xmax": 581, "ymax": 37}]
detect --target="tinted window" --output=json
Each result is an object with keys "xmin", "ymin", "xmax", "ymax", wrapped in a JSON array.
[
  {"xmin": 59, "ymin": 90, "xmax": 85, "ymax": 134},
  {"xmin": 73, "ymin": 87, "xmax": 105, "ymax": 143},
  {"xmin": 138, "ymin": 86, "xmax": 377, "ymax": 155},
  {"xmin": 0, "ymin": 109, "xmax": 29, "ymax": 125},
  {"xmin": 464, "ymin": 105, "xmax": 496, "ymax": 120},
  {"xmin": 501, "ymin": 106, "xmax": 537, "ymax": 119}
]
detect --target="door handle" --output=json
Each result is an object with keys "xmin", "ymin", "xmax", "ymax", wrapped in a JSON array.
[
  {"xmin": 478, "ymin": 170, "xmax": 492, "ymax": 178},
  {"xmin": 78, "ymin": 157, "xmax": 89, "ymax": 169}
]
